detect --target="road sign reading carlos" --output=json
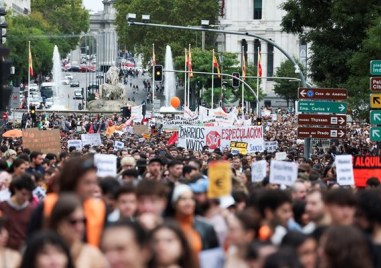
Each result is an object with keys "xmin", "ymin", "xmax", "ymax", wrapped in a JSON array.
[
  {"xmin": 298, "ymin": 127, "xmax": 346, "ymax": 139},
  {"xmin": 297, "ymin": 101, "xmax": 347, "ymax": 114},
  {"xmin": 370, "ymin": 127, "xmax": 381, "ymax": 142},
  {"xmin": 298, "ymin": 114, "xmax": 346, "ymax": 126},
  {"xmin": 370, "ymin": 93, "xmax": 381, "ymax": 108},
  {"xmin": 298, "ymin": 88, "xmax": 347, "ymax": 100}
]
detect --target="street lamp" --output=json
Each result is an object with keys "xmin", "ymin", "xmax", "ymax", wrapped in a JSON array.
[
  {"xmin": 142, "ymin": 15, "xmax": 150, "ymax": 23},
  {"xmin": 127, "ymin": 13, "xmax": 137, "ymax": 22}
]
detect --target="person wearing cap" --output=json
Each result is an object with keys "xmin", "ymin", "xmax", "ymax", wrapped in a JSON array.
[
  {"xmin": 145, "ymin": 158, "xmax": 163, "ymax": 181},
  {"xmin": 171, "ymin": 184, "xmax": 219, "ymax": 254}
]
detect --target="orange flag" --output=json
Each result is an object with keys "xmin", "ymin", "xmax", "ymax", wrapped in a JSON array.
[{"xmin": 213, "ymin": 55, "xmax": 221, "ymax": 78}]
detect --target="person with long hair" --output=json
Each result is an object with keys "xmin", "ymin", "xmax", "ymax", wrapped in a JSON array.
[
  {"xmin": 318, "ymin": 225, "xmax": 372, "ymax": 268},
  {"xmin": 148, "ymin": 221, "xmax": 198, "ymax": 268},
  {"xmin": 20, "ymin": 230, "xmax": 74, "ymax": 268},
  {"xmin": 8, "ymin": 158, "xmax": 27, "ymax": 177},
  {"xmin": 48, "ymin": 193, "xmax": 105, "ymax": 268}
]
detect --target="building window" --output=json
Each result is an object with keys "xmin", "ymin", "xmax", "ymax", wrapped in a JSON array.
[
  {"xmin": 254, "ymin": 0, "xmax": 262, "ymax": 20},
  {"xmin": 267, "ymin": 43, "xmax": 274, "ymax": 77},
  {"xmin": 254, "ymin": 39, "xmax": 261, "ymax": 66}
]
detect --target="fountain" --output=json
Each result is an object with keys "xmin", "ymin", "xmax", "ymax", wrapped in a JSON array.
[
  {"xmin": 49, "ymin": 45, "xmax": 67, "ymax": 110},
  {"xmin": 164, "ymin": 45, "xmax": 176, "ymax": 106}
]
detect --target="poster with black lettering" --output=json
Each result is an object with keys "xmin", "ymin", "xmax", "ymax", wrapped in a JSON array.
[
  {"xmin": 178, "ymin": 126, "xmax": 206, "ymax": 151},
  {"xmin": 269, "ymin": 160, "xmax": 298, "ymax": 186},
  {"xmin": 335, "ymin": 155, "xmax": 354, "ymax": 186}
]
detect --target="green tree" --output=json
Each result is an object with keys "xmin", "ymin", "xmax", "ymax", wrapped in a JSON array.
[
  {"xmin": 6, "ymin": 14, "xmax": 55, "ymax": 83},
  {"xmin": 273, "ymin": 59, "xmax": 304, "ymax": 107},
  {"xmin": 31, "ymin": 0, "xmax": 89, "ymax": 52},
  {"xmin": 281, "ymin": 0, "xmax": 380, "ymax": 116},
  {"xmin": 114, "ymin": 0, "xmax": 219, "ymax": 62},
  {"xmin": 174, "ymin": 48, "xmax": 264, "ymax": 108}
]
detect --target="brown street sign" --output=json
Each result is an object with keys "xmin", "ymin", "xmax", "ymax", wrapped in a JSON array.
[
  {"xmin": 298, "ymin": 114, "xmax": 346, "ymax": 126},
  {"xmin": 370, "ymin": 77, "xmax": 381, "ymax": 92},
  {"xmin": 298, "ymin": 127, "xmax": 346, "ymax": 139},
  {"xmin": 298, "ymin": 88, "xmax": 347, "ymax": 100}
]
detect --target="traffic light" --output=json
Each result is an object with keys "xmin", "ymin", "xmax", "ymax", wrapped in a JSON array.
[
  {"xmin": 256, "ymin": 117, "xmax": 262, "ymax": 126},
  {"xmin": 30, "ymin": 105, "xmax": 37, "ymax": 122},
  {"xmin": 2, "ymin": 112, "xmax": 7, "ymax": 121},
  {"xmin": 154, "ymin": 65, "xmax": 163, "ymax": 82},
  {"xmin": 232, "ymin": 72, "xmax": 240, "ymax": 88},
  {"xmin": 0, "ymin": 50, "xmax": 11, "ymax": 112}
]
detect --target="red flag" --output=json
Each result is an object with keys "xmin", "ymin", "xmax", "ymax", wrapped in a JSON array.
[
  {"xmin": 185, "ymin": 48, "xmax": 189, "ymax": 67},
  {"xmin": 88, "ymin": 123, "xmax": 94, "ymax": 134},
  {"xmin": 167, "ymin": 131, "xmax": 178, "ymax": 146},
  {"xmin": 213, "ymin": 55, "xmax": 221, "ymax": 78},
  {"xmin": 188, "ymin": 47, "xmax": 193, "ymax": 78},
  {"xmin": 257, "ymin": 50, "xmax": 262, "ymax": 77},
  {"xmin": 29, "ymin": 45, "xmax": 34, "ymax": 76}
]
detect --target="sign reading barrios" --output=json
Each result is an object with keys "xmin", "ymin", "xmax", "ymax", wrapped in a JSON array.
[{"xmin": 22, "ymin": 128, "xmax": 61, "ymax": 156}]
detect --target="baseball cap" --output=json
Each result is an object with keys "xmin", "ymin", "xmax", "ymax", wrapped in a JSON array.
[{"xmin": 189, "ymin": 178, "xmax": 209, "ymax": 194}]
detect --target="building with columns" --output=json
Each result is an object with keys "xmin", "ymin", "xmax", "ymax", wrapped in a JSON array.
[
  {"xmin": 89, "ymin": 0, "xmax": 118, "ymax": 71},
  {"xmin": 1, "ymin": 0, "xmax": 30, "ymax": 15},
  {"xmin": 218, "ymin": 0, "xmax": 306, "ymax": 107}
]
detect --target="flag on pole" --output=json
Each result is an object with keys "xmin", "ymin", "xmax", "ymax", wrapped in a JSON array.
[
  {"xmin": 242, "ymin": 54, "xmax": 246, "ymax": 81},
  {"xmin": 29, "ymin": 45, "xmax": 34, "ymax": 76},
  {"xmin": 257, "ymin": 50, "xmax": 262, "ymax": 77},
  {"xmin": 152, "ymin": 45, "xmax": 156, "ymax": 66},
  {"xmin": 188, "ymin": 46, "xmax": 193, "ymax": 78},
  {"xmin": 213, "ymin": 55, "xmax": 221, "ymax": 78},
  {"xmin": 185, "ymin": 48, "xmax": 189, "ymax": 70}
]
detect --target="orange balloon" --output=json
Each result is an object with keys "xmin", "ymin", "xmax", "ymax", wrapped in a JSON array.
[{"xmin": 170, "ymin": 96, "xmax": 181, "ymax": 108}]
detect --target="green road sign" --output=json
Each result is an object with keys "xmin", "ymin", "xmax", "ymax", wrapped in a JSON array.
[
  {"xmin": 370, "ymin": 111, "xmax": 381, "ymax": 125},
  {"xmin": 370, "ymin": 127, "xmax": 381, "ymax": 141},
  {"xmin": 297, "ymin": 101, "xmax": 347, "ymax": 114},
  {"xmin": 370, "ymin": 60, "xmax": 381, "ymax": 75}
]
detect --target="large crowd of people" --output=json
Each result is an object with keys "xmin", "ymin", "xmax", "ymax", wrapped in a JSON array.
[{"xmin": 0, "ymin": 108, "xmax": 380, "ymax": 268}]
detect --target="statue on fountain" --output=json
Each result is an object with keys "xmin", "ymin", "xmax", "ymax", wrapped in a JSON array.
[{"xmin": 99, "ymin": 65, "xmax": 124, "ymax": 100}]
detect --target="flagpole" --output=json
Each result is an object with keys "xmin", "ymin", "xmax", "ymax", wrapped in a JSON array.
[
  {"xmin": 184, "ymin": 48, "xmax": 187, "ymax": 107},
  {"xmin": 187, "ymin": 44, "xmax": 191, "ymax": 109},
  {"xmin": 152, "ymin": 43, "xmax": 155, "ymax": 114},
  {"xmin": 211, "ymin": 49, "xmax": 214, "ymax": 109},
  {"xmin": 241, "ymin": 46, "xmax": 244, "ymax": 120},
  {"xmin": 256, "ymin": 49, "xmax": 260, "ymax": 116},
  {"xmin": 27, "ymin": 41, "xmax": 31, "ymax": 113}
]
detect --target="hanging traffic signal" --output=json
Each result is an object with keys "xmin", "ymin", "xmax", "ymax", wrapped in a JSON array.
[
  {"xmin": 154, "ymin": 65, "xmax": 163, "ymax": 82},
  {"xmin": 232, "ymin": 72, "xmax": 240, "ymax": 88},
  {"xmin": 30, "ymin": 105, "xmax": 36, "ymax": 122},
  {"xmin": 256, "ymin": 117, "xmax": 262, "ymax": 126}
]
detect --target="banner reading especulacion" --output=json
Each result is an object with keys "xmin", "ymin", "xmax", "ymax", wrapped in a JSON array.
[{"xmin": 178, "ymin": 125, "xmax": 264, "ymax": 153}]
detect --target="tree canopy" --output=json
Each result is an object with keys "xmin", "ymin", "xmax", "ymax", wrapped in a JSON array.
[
  {"xmin": 114, "ymin": 0, "xmax": 219, "ymax": 62},
  {"xmin": 281, "ymin": 0, "xmax": 381, "ymax": 115}
]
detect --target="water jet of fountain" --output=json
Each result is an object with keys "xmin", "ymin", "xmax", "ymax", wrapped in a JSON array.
[
  {"xmin": 50, "ymin": 45, "xmax": 67, "ymax": 110},
  {"xmin": 164, "ymin": 45, "xmax": 177, "ymax": 107}
]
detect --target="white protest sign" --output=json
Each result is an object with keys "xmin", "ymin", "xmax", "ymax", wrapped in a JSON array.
[
  {"xmin": 275, "ymin": 152, "xmax": 287, "ymax": 160},
  {"xmin": 269, "ymin": 160, "xmax": 298, "ymax": 186},
  {"xmin": 114, "ymin": 141, "xmax": 124, "ymax": 150},
  {"xmin": 94, "ymin": 154, "xmax": 117, "ymax": 177},
  {"xmin": 178, "ymin": 126, "xmax": 206, "ymax": 151},
  {"xmin": 251, "ymin": 160, "xmax": 267, "ymax": 182},
  {"xmin": 81, "ymin": 133, "xmax": 102, "ymax": 147},
  {"xmin": 265, "ymin": 141, "xmax": 278, "ymax": 153},
  {"xmin": 68, "ymin": 140, "xmax": 82, "ymax": 150},
  {"xmin": 335, "ymin": 154, "xmax": 355, "ymax": 185}
]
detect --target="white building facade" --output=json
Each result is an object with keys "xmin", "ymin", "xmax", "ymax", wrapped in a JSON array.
[
  {"xmin": 2, "ymin": 0, "xmax": 30, "ymax": 15},
  {"xmin": 218, "ymin": 0, "xmax": 306, "ymax": 106}
]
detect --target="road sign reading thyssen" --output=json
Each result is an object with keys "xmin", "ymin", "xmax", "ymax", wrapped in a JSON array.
[{"xmin": 298, "ymin": 114, "xmax": 346, "ymax": 126}]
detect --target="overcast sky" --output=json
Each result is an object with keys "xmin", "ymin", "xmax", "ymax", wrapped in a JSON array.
[{"xmin": 83, "ymin": 0, "xmax": 103, "ymax": 13}]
